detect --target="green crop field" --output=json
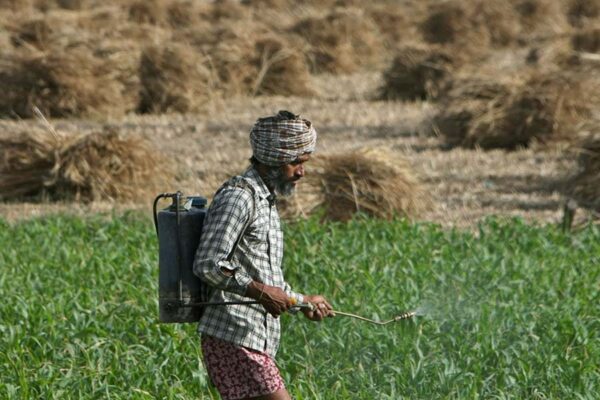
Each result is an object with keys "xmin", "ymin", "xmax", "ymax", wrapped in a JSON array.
[{"xmin": 0, "ymin": 214, "xmax": 598, "ymax": 399}]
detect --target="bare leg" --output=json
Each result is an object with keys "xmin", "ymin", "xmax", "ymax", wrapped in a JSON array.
[{"xmin": 245, "ymin": 388, "xmax": 292, "ymax": 400}]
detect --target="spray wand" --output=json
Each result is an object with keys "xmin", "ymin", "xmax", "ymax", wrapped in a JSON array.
[{"xmin": 290, "ymin": 301, "xmax": 417, "ymax": 326}]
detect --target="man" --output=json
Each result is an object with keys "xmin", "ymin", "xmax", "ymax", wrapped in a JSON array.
[{"xmin": 194, "ymin": 110, "xmax": 334, "ymax": 400}]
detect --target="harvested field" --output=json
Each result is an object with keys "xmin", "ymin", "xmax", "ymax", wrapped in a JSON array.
[
  {"xmin": 0, "ymin": 1, "xmax": 598, "ymax": 228},
  {"xmin": 0, "ymin": 72, "xmax": 590, "ymax": 228}
]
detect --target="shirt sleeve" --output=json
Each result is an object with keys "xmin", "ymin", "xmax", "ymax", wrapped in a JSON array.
[{"xmin": 193, "ymin": 186, "xmax": 254, "ymax": 296}]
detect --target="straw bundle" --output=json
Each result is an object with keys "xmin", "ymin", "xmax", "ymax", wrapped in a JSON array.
[
  {"xmin": 0, "ymin": 0, "xmax": 32, "ymax": 10},
  {"xmin": 432, "ymin": 73, "xmax": 517, "ymax": 147},
  {"xmin": 0, "ymin": 128, "xmax": 173, "ymax": 202},
  {"xmin": 465, "ymin": 69, "xmax": 600, "ymax": 149},
  {"xmin": 367, "ymin": 5, "xmax": 414, "ymax": 48},
  {"xmin": 378, "ymin": 44, "xmax": 453, "ymax": 101},
  {"xmin": 11, "ymin": 18, "xmax": 54, "ymax": 49},
  {"xmin": 280, "ymin": 148, "xmax": 427, "ymax": 221},
  {"xmin": 0, "ymin": 47, "xmax": 133, "ymax": 118},
  {"xmin": 128, "ymin": 0, "xmax": 167, "ymax": 25},
  {"xmin": 419, "ymin": 1, "xmax": 490, "ymax": 55},
  {"xmin": 208, "ymin": 25, "xmax": 313, "ymax": 97},
  {"xmin": 568, "ymin": 127, "xmax": 600, "ymax": 211},
  {"xmin": 138, "ymin": 42, "xmax": 215, "ymax": 113},
  {"xmin": 567, "ymin": 0, "xmax": 600, "ymax": 27},
  {"xmin": 251, "ymin": 36, "xmax": 314, "ymax": 96},
  {"xmin": 572, "ymin": 28, "xmax": 600, "ymax": 52},
  {"xmin": 291, "ymin": 8, "xmax": 383, "ymax": 74},
  {"xmin": 512, "ymin": 0, "xmax": 569, "ymax": 36}
]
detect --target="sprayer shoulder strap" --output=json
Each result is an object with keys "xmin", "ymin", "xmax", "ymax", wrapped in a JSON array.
[{"xmin": 219, "ymin": 178, "xmax": 256, "ymax": 262}]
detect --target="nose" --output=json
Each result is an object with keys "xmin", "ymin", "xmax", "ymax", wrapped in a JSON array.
[{"xmin": 295, "ymin": 164, "xmax": 305, "ymax": 178}]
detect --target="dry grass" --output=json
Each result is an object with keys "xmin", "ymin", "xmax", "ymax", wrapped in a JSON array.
[
  {"xmin": 567, "ymin": 125, "xmax": 600, "ymax": 211},
  {"xmin": 0, "ymin": 126, "xmax": 173, "ymax": 202},
  {"xmin": 0, "ymin": 46, "xmax": 134, "ymax": 118},
  {"xmin": 280, "ymin": 148, "xmax": 428, "ymax": 221},
  {"xmin": 433, "ymin": 65, "xmax": 600, "ymax": 149},
  {"xmin": 567, "ymin": 0, "xmax": 600, "ymax": 27},
  {"xmin": 511, "ymin": 0, "xmax": 570, "ymax": 36},
  {"xmin": 206, "ymin": 23, "xmax": 314, "ymax": 97},
  {"xmin": 419, "ymin": 0, "xmax": 491, "ymax": 57},
  {"xmin": 377, "ymin": 44, "xmax": 454, "ymax": 101},
  {"xmin": 291, "ymin": 8, "xmax": 383, "ymax": 74},
  {"xmin": 432, "ymin": 72, "xmax": 515, "ymax": 147},
  {"xmin": 138, "ymin": 42, "xmax": 216, "ymax": 114},
  {"xmin": 572, "ymin": 28, "xmax": 600, "ymax": 52},
  {"xmin": 465, "ymin": 68, "xmax": 600, "ymax": 149}
]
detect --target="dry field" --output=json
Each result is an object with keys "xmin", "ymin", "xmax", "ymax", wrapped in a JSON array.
[
  {"xmin": 0, "ymin": 71, "xmax": 589, "ymax": 228},
  {"xmin": 1, "ymin": 0, "xmax": 599, "ymax": 228}
]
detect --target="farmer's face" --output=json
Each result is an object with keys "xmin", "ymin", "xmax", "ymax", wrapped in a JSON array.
[
  {"xmin": 266, "ymin": 154, "xmax": 310, "ymax": 197},
  {"xmin": 281, "ymin": 154, "xmax": 310, "ymax": 187}
]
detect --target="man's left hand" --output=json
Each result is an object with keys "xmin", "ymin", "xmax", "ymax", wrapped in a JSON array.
[{"xmin": 301, "ymin": 295, "xmax": 334, "ymax": 321}]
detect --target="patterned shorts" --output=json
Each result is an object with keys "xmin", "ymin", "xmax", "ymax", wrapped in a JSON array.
[{"xmin": 201, "ymin": 335, "xmax": 285, "ymax": 400}]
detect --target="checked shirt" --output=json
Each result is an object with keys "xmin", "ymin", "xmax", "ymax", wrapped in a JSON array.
[{"xmin": 193, "ymin": 166, "xmax": 304, "ymax": 357}]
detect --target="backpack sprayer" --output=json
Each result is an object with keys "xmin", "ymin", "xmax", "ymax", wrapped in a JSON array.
[{"xmin": 154, "ymin": 191, "xmax": 417, "ymax": 325}]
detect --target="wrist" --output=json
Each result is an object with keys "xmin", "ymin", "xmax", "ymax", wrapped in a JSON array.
[{"xmin": 246, "ymin": 281, "xmax": 265, "ymax": 300}]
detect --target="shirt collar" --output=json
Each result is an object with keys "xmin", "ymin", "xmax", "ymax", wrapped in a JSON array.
[{"xmin": 244, "ymin": 166, "xmax": 274, "ymax": 202}]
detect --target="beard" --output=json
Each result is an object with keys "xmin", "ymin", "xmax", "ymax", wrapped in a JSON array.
[{"xmin": 264, "ymin": 167, "xmax": 296, "ymax": 197}]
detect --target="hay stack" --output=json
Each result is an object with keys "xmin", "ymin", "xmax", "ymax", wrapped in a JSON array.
[
  {"xmin": 128, "ymin": 0, "xmax": 167, "ymax": 25},
  {"xmin": 138, "ymin": 42, "xmax": 215, "ymax": 113},
  {"xmin": 280, "ymin": 148, "xmax": 427, "ymax": 221},
  {"xmin": 10, "ymin": 18, "xmax": 54, "ymax": 49},
  {"xmin": 567, "ymin": 0, "xmax": 600, "ymax": 27},
  {"xmin": 208, "ymin": 25, "xmax": 314, "ymax": 97},
  {"xmin": 465, "ymin": 68, "xmax": 600, "ymax": 149},
  {"xmin": 251, "ymin": 36, "xmax": 314, "ymax": 96},
  {"xmin": 432, "ymin": 74, "xmax": 514, "ymax": 147},
  {"xmin": 378, "ymin": 44, "xmax": 453, "ymax": 101},
  {"xmin": 0, "ymin": 127, "xmax": 173, "ymax": 202},
  {"xmin": 0, "ymin": 47, "xmax": 134, "ymax": 118},
  {"xmin": 572, "ymin": 28, "xmax": 600, "ymax": 52},
  {"xmin": 419, "ymin": 1, "xmax": 491, "ymax": 56},
  {"xmin": 291, "ymin": 8, "xmax": 383, "ymax": 74},
  {"xmin": 0, "ymin": 0, "xmax": 33, "ymax": 11},
  {"xmin": 512, "ymin": 0, "xmax": 569, "ymax": 36},
  {"xmin": 367, "ymin": 5, "xmax": 415, "ymax": 48}
]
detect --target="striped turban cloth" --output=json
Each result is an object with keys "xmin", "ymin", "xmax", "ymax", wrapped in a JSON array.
[{"xmin": 250, "ymin": 110, "xmax": 317, "ymax": 166}]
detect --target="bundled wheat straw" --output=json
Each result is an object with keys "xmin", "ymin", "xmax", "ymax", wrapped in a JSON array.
[
  {"xmin": 465, "ymin": 68, "xmax": 600, "ymax": 149},
  {"xmin": 419, "ymin": 1, "xmax": 491, "ymax": 56},
  {"xmin": 138, "ymin": 42, "xmax": 215, "ymax": 113},
  {"xmin": 567, "ymin": 0, "xmax": 600, "ymax": 27},
  {"xmin": 378, "ymin": 44, "xmax": 453, "ymax": 101},
  {"xmin": 433, "ymin": 74, "xmax": 515, "ymax": 147},
  {"xmin": 568, "ymin": 125, "xmax": 600, "ymax": 211},
  {"xmin": 0, "ymin": 46, "xmax": 133, "ymax": 118},
  {"xmin": 128, "ymin": 0, "xmax": 167, "ymax": 25},
  {"xmin": 280, "ymin": 148, "xmax": 427, "ymax": 221},
  {"xmin": 207, "ymin": 24, "xmax": 313, "ymax": 97},
  {"xmin": 511, "ymin": 0, "xmax": 569, "ymax": 36},
  {"xmin": 572, "ymin": 28, "xmax": 600, "ymax": 52},
  {"xmin": 0, "ymin": 127, "xmax": 173, "ymax": 202},
  {"xmin": 291, "ymin": 8, "xmax": 383, "ymax": 74}
]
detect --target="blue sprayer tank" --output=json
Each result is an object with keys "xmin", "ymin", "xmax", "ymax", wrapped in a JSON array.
[{"xmin": 153, "ymin": 192, "xmax": 207, "ymax": 323}]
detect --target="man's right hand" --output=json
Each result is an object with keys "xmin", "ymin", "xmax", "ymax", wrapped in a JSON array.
[{"xmin": 246, "ymin": 281, "xmax": 292, "ymax": 317}]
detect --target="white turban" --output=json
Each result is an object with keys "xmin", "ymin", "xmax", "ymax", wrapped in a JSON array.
[{"xmin": 250, "ymin": 110, "xmax": 317, "ymax": 166}]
